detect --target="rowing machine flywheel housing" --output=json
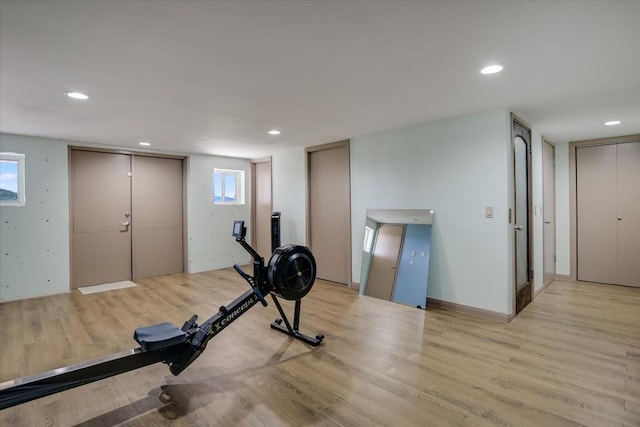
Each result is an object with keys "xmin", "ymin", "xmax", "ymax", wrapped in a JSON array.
[{"xmin": 267, "ymin": 244, "xmax": 316, "ymax": 300}]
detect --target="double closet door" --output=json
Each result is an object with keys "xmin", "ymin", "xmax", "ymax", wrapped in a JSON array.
[
  {"xmin": 70, "ymin": 150, "xmax": 184, "ymax": 288},
  {"xmin": 576, "ymin": 142, "xmax": 640, "ymax": 287}
]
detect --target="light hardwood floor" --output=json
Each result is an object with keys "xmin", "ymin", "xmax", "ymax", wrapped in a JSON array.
[{"xmin": 1, "ymin": 270, "xmax": 639, "ymax": 426}]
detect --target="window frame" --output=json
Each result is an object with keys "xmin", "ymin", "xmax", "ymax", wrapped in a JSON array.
[
  {"xmin": 0, "ymin": 152, "xmax": 26, "ymax": 207},
  {"xmin": 213, "ymin": 168, "xmax": 245, "ymax": 205}
]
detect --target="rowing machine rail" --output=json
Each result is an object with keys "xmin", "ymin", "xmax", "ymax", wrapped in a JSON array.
[{"xmin": 0, "ymin": 220, "xmax": 323, "ymax": 410}]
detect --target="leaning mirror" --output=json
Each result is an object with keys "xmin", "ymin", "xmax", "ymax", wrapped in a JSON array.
[{"xmin": 360, "ymin": 209, "xmax": 433, "ymax": 309}]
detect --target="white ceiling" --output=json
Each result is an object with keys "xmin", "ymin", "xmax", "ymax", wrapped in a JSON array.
[{"xmin": 1, "ymin": 1, "xmax": 639, "ymax": 159}]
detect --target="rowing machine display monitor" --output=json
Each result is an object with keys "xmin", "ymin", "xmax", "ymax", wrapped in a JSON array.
[
  {"xmin": 233, "ymin": 220, "xmax": 246, "ymax": 239},
  {"xmin": 0, "ymin": 220, "xmax": 324, "ymax": 410}
]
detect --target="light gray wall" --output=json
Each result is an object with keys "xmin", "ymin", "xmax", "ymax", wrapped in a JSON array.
[
  {"xmin": 187, "ymin": 154, "xmax": 252, "ymax": 272},
  {"xmin": 269, "ymin": 110, "xmax": 517, "ymax": 314},
  {"xmin": 0, "ymin": 134, "xmax": 70, "ymax": 301},
  {"xmin": 1, "ymin": 119, "xmax": 569, "ymax": 310},
  {"xmin": 0, "ymin": 134, "xmax": 253, "ymax": 301},
  {"xmin": 272, "ymin": 147, "xmax": 307, "ymax": 246},
  {"xmin": 350, "ymin": 109, "xmax": 513, "ymax": 314}
]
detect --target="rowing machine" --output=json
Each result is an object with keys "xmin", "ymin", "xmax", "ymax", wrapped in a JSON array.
[{"xmin": 0, "ymin": 220, "xmax": 324, "ymax": 410}]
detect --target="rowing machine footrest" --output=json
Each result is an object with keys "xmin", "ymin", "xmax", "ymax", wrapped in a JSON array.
[{"xmin": 134, "ymin": 322, "xmax": 187, "ymax": 351}]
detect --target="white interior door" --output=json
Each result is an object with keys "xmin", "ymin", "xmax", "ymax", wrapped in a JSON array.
[
  {"xmin": 542, "ymin": 141, "xmax": 556, "ymax": 286},
  {"xmin": 576, "ymin": 144, "xmax": 618, "ymax": 284},
  {"xmin": 70, "ymin": 150, "xmax": 132, "ymax": 287},
  {"xmin": 616, "ymin": 142, "xmax": 640, "ymax": 287},
  {"xmin": 131, "ymin": 156, "xmax": 184, "ymax": 280},
  {"xmin": 252, "ymin": 160, "xmax": 273, "ymax": 258},
  {"xmin": 365, "ymin": 224, "xmax": 404, "ymax": 301},
  {"xmin": 308, "ymin": 142, "xmax": 351, "ymax": 285}
]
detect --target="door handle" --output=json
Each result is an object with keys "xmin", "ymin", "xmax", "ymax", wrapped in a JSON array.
[
  {"xmin": 515, "ymin": 225, "xmax": 523, "ymax": 230},
  {"xmin": 120, "ymin": 221, "xmax": 130, "ymax": 232},
  {"xmin": 544, "ymin": 220, "xmax": 551, "ymax": 224},
  {"xmin": 391, "ymin": 265, "xmax": 396, "ymax": 270}
]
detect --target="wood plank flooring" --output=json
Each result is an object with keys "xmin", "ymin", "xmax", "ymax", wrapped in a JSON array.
[{"xmin": 1, "ymin": 271, "xmax": 639, "ymax": 426}]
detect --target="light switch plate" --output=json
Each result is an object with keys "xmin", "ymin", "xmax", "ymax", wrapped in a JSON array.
[{"xmin": 485, "ymin": 206, "xmax": 494, "ymax": 218}]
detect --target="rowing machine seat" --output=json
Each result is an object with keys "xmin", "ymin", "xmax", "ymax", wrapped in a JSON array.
[{"xmin": 134, "ymin": 322, "xmax": 186, "ymax": 351}]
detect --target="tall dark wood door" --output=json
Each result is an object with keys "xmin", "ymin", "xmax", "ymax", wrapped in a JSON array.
[
  {"xmin": 512, "ymin": 118, "xmax": 532, "ymax": 314},
  {"xmin": 307, "ymin": 142, "xmax": 351, "ymax": 285}
]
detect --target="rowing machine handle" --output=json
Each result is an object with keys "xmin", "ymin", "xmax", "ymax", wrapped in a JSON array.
[{"xmin": 233, "ymin": 264, "xmax": 268, "ymax": 307}]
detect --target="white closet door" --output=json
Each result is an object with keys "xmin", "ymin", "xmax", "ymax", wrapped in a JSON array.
[
  {"xmin": 617, "ymin": 142, "xmax": 640, "ymax": 287},
  {"xmin": 308, "ymin": 143, "xmax": 351, "ymax": 285},
  {"xmin": 576, "ymin": 144, "xmax": 618, "ymax": 284}
]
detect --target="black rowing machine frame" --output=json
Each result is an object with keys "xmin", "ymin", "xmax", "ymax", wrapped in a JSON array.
[{"xmin": 0, "ymin": 220, "xmax": 323, "ymax": 410}]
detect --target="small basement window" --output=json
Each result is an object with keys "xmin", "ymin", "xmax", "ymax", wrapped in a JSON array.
[
  {"xmin": 213, "ymin": 168, "xmax": 245, "ymax": 205},
  {"xmin": 0, "ymin": 152, "xmax": 25, "ymax": 206}
]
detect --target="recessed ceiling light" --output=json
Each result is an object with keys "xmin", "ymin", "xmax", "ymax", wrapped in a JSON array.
[
  {"xmin": 139, "ymin": 141, "xmax": 151, "ymax": 146},
  {"xmin": 480, "ymin": 64, "xmax": 503, "ymax": 75},
  {"xmin": 268, "ymin": 129, "xmax": 281, "ymax": 135},
  {"xmin": 604, "ymin": 120, "xmax": 621, "ymax": 126},
  {"xmin": 65, "ymin": 91, "xmax": 89, "ymax": 100}
]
